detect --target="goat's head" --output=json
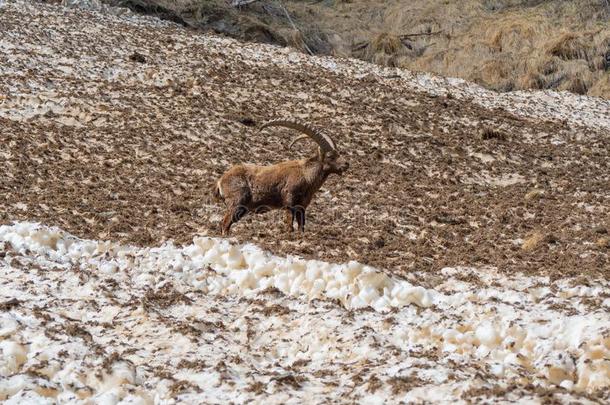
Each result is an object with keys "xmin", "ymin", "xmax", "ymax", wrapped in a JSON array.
[
  {"xmin": 320, "ymin": 149, "xmax": 349, "ymax": 175},
  {"xmin": 260, "ymin": 119, "xmax": 349, "ymax": 175}
]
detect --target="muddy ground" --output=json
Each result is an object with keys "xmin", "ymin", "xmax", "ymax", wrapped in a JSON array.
[{"xmin": 1, "ymin": 1, "xmax": 609, "ymax": 284}]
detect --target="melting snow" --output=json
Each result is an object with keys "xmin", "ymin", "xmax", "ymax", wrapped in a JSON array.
[{"xmin": 0, "ymin": 222, "xmax": 608, "ymax": 402}]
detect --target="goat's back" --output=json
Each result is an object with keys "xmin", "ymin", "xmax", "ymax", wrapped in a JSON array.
[{"xmin": 217, "ymin": 161, "xmax": 306, "ymax": 209}]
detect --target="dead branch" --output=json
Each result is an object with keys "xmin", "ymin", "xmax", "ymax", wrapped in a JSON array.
[
  {"xmin": 230, "ymin": 0, "xmax": 259, "ymax": 7},
  {"xmin": 275, "ymin": 0, "xmax": 314, "ymax": 55},
  {"xmin": 398, "ymin": 31, "xmax": 442, "ymax": 40},
  {"xmin": 352, "ymin": 31, "xmax": 442, "ymax": 52}
]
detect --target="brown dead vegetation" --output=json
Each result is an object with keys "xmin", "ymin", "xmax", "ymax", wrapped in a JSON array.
[
  {"xmin": 597, "ymin": 237, "xmax": 610, "ymax": 249},
  {"xmin": 104, "ymin": 0, "xmax": 610, "ymax": 98},
  {"xmin": 0, "ymin": 298, "xmax": 21, "ymax": 311},
  {"xmin": 169, "ymin": 380, "xmax": 202, "ymax": 396},
  {"xmin": 522, "ymin": 231, "xmax": 559, "ymax": 252},
  {"xmin": 141, "ymin": 284, "xmax": 193, "ymax": 310}
]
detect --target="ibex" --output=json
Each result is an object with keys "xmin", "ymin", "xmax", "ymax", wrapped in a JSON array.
[{"xmin": 212, "ymin": 119, "xmax": 349, "ymax": 235}]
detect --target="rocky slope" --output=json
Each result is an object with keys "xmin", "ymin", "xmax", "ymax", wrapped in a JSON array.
[{"xmin": 1, "ymin": 0, "xmax": 609, "ymax": 279}]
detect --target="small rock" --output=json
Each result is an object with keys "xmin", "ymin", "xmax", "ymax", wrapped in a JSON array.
[{"xmin": 129, "ymin": 52, "xmax": 147, "ymax": 63}]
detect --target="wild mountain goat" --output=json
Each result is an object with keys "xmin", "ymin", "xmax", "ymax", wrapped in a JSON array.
[{"xmin": 212, "ymin": 119, "xmax": 349, "ymax": 235}]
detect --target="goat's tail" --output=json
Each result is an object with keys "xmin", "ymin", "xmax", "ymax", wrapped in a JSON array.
[{"xmin": 211, "ymin": 179, "xmax": 223, "ymax": 202}]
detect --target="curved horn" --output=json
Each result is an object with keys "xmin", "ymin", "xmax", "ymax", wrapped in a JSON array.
[
  {"xmin": 260, "ymin": 119, "xmax": 336, "ymax": 155},
  {"xmin": 288, "ymin": 134, "xmax": 309, "ymax": 149},
  {"xmin": 289, "ymin": 134, "xmax": 324, "ymax": 160}
]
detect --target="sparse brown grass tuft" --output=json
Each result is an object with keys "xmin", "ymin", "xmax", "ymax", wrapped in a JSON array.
[
  {"xmin": 518, "ymin": 72, "xmax": 544, "ymax": 90},
  {"xmin": 370, "ymin": 33, "xmax": 403, "ymax": 55},
  {"xmin": 480, "ymin": 126, "xmax": 506, "ymax": 141},
  {"xmin": 286, "ymin": 29, "xmax": 308, "ymax": 52},
  {"xmin": 588, "ymin": 72, "xmax": 610, "ymax": 98},
  {"xmin": 476, "ymin": 58, "xmax": 515, "ymax": 91},
  {"xmin": 597, "ymin": 237, "xmax": 609, "ymax": 249},
  {"xmin": 547, "ymin": 33, "xmax": 589, "ymax": 61},
  {"xmin": 488, "ymin": 19, "xmax": 540, "ymax": 54},
  {"xmin": 360, "ymin": 32, "xmax": 411, "ymax": 67},
  {"xmin": 522, "ymin": 232, "xmax": 545, "ymax": 252},
  {"xmin": 522, "ymin": 231, "xmax": 558, "ymax": 252},
  {"xmin": 525, "ymin": 189, "xmax": 544, "ymax": 200}
]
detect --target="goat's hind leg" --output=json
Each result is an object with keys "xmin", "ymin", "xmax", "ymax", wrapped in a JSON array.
[{"xmin": 294, "ymin": 206, "xmax": 306, "ymax": 233}]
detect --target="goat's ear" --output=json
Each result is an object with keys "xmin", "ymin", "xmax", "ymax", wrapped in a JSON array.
[{"xmin": 317, "ymin": 147, "xmax": 325, "ymax": 161}]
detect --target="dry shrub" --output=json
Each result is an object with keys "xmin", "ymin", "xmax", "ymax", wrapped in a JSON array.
[
  {"xmin": 326, "ymin": 32, "xmax": 352, "ymax": 57},
  {"xmin": 590, "ymin": 55, "xmax": 607, "ymax": 71},
  {"xmin": 488, "ymin": 19, "xmax": 540, "ymax": 53},
  {"xmin": 588, "ymin": 68, "xmax": 610, "ymax": 98},
  {"xmin": 538, "ymin": 58, "xmax": 559, "ymax": 75},
  {"xmin": 524, "ymin": 189, "xmax": 544, "ymax": 200},
  {"xmin": 517, "ymin": 72, "xmax": 544, "ymax": 90},
  {"xmin": 116, "ymin": 0, "xmax": 610, "ymax": 98},
  {"xmin": 363, "ymin": 33, "xmax": 411, "ymax": 67},
  {"xmin": 476, "ymin": 58, "xmax": 515, "ymax": 91},
  {"xmin": 597, "ymin": 237, "xmax": 610, "ymax": 249},
  {"xmin": 286, "ymin": 29, "xmax": 308, "ymax": 52},
  {"xmin": 522, "ymin": 231, "xmax": 558, "ymax": 252},
  {"xmin": 351, "ymin": 1, "xmax": 609, "ymax": 98},
  {"xmin": 520, "ymin": 58, "xmax": 554, "ymax": 89},
  {"xmin": 480, "ymin": 126, "xmax": 506, "ymax": 141},
  {"xmin": 547, "ymin": 33, "xmax": 589, "ymax": 61},
  {"xmin": 554, "ymin": 59, "xmax": 594, "ymax": 94},
  {"xmin": 242, "ymin": 22, "xmax": 286, "ymax": 46},
  {"xmin": 522, "ymin": 32, "xmax": 608, "ymax": 94},
  {"xmin": 564, "ymin": 76, "xmax": 589, "ymax": 94},
  {"xmin": 370, "ymin": 33, "xmax": 403, "ymax": 55}
]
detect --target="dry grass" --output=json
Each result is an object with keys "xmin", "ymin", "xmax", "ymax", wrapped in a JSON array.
[
  {"xmin": 290, "ymin": 0, "xmax": 610, "ymax": 98},
  {"xmin": 588, "ymin": 71, "xmax": 610, "ymax": 97},
  {"xmin": 597, "ymin": 237, "xmax": 610, "ymax": 249},
  {"xmin": 522, "ymin": 231, "xmax": 558, "ymax": 252},
  {"xmin": 525, "ymin": 189, "xmax": 544, "ymax": 201},
  {"xmin": 107, "ymin": 0, "xmax": 610, "ymax": 98},
  {"xmin": 364, "ymin": 33, "xmax": 407, "ymax": 67},
  {"xmin": 522, "ymin": 232, "xmax": 546, "ymax": 252},
  {"xmin": 548, "ymin": 32, "xmax": 590, "ymax": 60},
  {"xmin": 480, "ymin": 126, "xmax": 507, "ymax": 141}
]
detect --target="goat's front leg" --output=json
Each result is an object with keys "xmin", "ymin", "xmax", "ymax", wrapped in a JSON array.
[
  {"xmin": 220, "ymin": 205, "xmax": 247, "ymax": 236},
  {"xmin": 284, "ymin": 208, "xmax": 295, "ymax": 232}
]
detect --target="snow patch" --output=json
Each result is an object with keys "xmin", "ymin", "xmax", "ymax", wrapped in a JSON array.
[{"xmin": 0, "ymin": 222, "xmax": 608, "ymax": 401}]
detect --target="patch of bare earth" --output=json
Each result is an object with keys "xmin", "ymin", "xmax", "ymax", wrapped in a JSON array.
[{"xmin": 0, "ymin": 0, "xmax": 608, "ymax": 285}]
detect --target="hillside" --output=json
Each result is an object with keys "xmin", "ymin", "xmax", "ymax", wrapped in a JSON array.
[
  {"xmin": 105, "ymin": 0, "xmax": 610, "ymax": 98},
  {"xmin": 0, "ymin": 0, "xmax": 609, "ymax": 403},
  {"xmin": 3, "ymin": 0, "xmax": 610, "ymax": 279}
]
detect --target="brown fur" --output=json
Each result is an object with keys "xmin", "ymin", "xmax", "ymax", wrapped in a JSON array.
[
  {"xmin": 211, "ymin": 182, "xmax": 222, "ymax": 202},
  {"xmin": 214, "ymin": 151, "xmax": 348, "ymax": 235}
]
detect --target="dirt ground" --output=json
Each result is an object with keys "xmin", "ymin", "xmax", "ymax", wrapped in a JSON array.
[
  {"xmin": 1, "ymin": 1, "xmax": 609, "ymax": 284},
  {"xmin": 1, "ymin": 2, "xmax": 609, "ymax": 402}
]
